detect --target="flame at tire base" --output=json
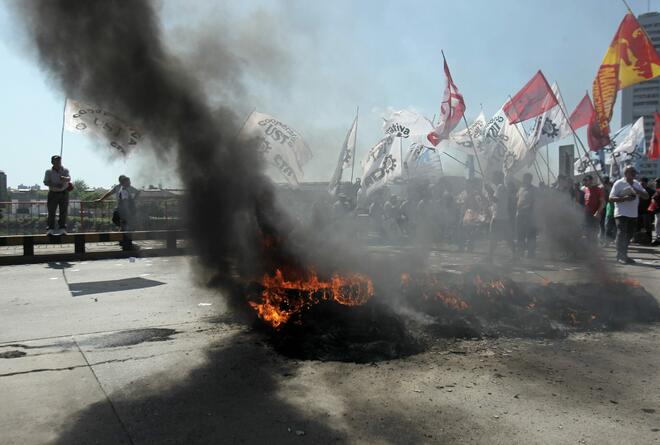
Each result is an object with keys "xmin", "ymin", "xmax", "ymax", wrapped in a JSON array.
[{"xmin": 249, "ymin": 269, "xmax": 375, "ymax": 328}]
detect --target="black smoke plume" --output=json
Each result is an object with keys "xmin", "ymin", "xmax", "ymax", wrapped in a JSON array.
[{"xmin": 16, "ymin": 0, "xmax": 305, "ymax": 291}]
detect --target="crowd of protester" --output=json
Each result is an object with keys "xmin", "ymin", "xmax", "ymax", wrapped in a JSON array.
[{"xmin": 321, "ymin": 167, "xmax": 660, "ymax": 264}]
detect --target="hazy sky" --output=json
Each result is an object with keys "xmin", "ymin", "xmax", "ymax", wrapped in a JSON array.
[{"xmin": 0, "ymin": 0, "xmax": 655, "ymax": 187}]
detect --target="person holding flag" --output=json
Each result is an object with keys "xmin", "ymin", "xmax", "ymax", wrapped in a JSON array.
[
  {"xmin": 43, "ymin": 154, "xmax": 72, "ymax": 235},
  {"xmin": 427, "ymin": 53, "xmax": 466, "ymax": 147}
]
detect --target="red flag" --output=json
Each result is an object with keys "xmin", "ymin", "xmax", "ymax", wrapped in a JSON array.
[
  {"xmin": 648, "ymin": 111, "xmax": 660, "ymax": 161},
  {"xmin": 503, "ymin": 70, "xmax": 558, "ymax": 124},
  {"xmin": 587, "ymin": 117, "xmax": 610, "ymax": 151},
  {"xmin": 568, "ymin": 93, "xmax": 609, "ymax": 151},
  {"xmin": 569, "ymin": 94, "xmax": 593, "ymax": 130},
  {"xmin": 427, "ymin": 57, "xmax": 466, "ymax": 146}
]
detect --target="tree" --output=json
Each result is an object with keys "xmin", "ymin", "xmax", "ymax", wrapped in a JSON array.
[{"xmin": 70, "ymin": 179, "xmax": 88, "ymax": 199}]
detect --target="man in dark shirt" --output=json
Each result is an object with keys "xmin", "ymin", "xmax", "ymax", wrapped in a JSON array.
[{"xmin": 43, "ymin": 155, "xmax": 71, "ymax": 235}]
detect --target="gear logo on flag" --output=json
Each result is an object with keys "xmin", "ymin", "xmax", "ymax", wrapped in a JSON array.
[
  {"xmin": 382, "ymin": 154, "xmax": 397, "ymax": 173},
  {"xmin": 541, "ymin": 118, "xmax": 559, "ymax": 138}
]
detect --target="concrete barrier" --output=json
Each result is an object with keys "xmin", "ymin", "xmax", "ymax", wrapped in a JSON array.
[{"xmin": 0, "ymin": 230, "xmax": 186, "ymax": 265}]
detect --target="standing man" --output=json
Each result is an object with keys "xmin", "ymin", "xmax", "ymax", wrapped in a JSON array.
[
  {"xmin": 582, "ymin": 175, "xmax": 604, "ymax": 242},
  {"xmin": 43, "ymin": 155, "xmax": 71, "ymax": 235},
  {"xmin": 609, "ymin": 166, "xmax": 649, "ymax": 264},
  {"xmin": 485, "ymin": 171, "xmax": 514, "ymax": 261},
  {"xmin": 97, "ymin": 175, "xmax": 140, "ymax": 250},
  {"xmin": 515, "ymin": 173, "xmax": 537, "ymax": 258}
]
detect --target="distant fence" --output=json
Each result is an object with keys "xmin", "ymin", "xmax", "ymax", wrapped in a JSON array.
[{"xmin": 0, "ymin": 198, "xmax": 183, "ymax": 235}]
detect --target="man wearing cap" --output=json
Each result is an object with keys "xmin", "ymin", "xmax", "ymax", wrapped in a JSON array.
[
  {"xmin": 43, "ymin": 155, "xmax": 71, "ymax": 235},
  {"xmin": 609, "ymin": 166, "xmax": 649, "ymax": 264}
]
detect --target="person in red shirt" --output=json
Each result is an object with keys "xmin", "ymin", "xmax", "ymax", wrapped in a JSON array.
[{"xmin": 582, "ymin": 175, "xmax": 605, "ymax": 242}]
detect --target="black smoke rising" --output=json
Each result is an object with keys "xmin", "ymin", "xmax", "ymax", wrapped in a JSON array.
[
  {"xmin": 15, "ymin": 0, "xmax": 304, "ymax": 293},
  {"xmin": 14, "ymin": 0, "xmax": 397, "ymax": 305}
]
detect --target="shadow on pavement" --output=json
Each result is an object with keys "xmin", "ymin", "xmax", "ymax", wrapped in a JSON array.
[
  {"xmin": 68, "ymin": 277, "xmax": 165, "ymax": 297},
  {"xmin": 47, "ymin": 261, "xmax": 74, "ymax": 270},
  {"xmin": 54, "ymin": 335, "xmax": 350, "ymax": 444}
]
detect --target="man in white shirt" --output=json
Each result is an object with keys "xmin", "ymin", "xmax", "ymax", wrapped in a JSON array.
[
  {"xmin": 43, "ymin": 155, "xmax": 71, "ymax": 235},
  {"xmin": 609, "ymin": 166, "xmax": 649, "ymax": 264}
]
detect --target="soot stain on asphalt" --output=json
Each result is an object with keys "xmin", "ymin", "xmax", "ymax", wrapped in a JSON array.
[{"xmin": 81, "ymin": 328, "xmax": 178, "ymax": 349}]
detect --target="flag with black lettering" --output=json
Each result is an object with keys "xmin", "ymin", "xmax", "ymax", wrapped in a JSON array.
[
  {"xmin": 64, "ymin": 99, "xmax": 141, "ymax": 155},
  {"xmin": 238, "ymin": 111, "xmax": 311, "ymax": 186}
]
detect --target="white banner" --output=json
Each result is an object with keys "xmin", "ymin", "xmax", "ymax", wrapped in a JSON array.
[
  {"xmin": 448, "ymin": 111, "xmax": 487, "ymax": 154},
  {"xmin": 328, "ymin": 114, "xmax": 358, "ymax": 194},
  {"xmin": 528, "ymin": 83, "xmax": 572, "ymax": 150},
  {"xmin": 360, "ymin": 136, "xmax": 396, "ymax": 197},
  {"xmin": 64, "ymin": 99, "xmax": 141, "ymax": 155},
  {"xmin": 609, "ymin": 116, "xmax": 645, "ymax": 164},
  {"xmin": 382, "ymin": 109, "xmax": 435, "ymax": 148},
  {"xmin": 238, "ymin": 111, "xmax": 311, "ymax": 186},
  {"xmin": 574, "ymin": 154, "xmax": 602, "ymax": 176},
  {"xmin": 480, "ymin": 108, "xmax": 528, "ymax": 177}
]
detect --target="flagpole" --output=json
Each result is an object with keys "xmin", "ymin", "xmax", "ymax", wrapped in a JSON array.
[
  {"xmin": 350, "ymin": 106, "xmax": 359, "ymax": 183},
  {"xmin": 233, "ymin": 107, "xmax": 257, "ymax": 143},
  {"xmin": 440, "ymin": 50, "xmax": 484, "ymax": 182},
  {"xmin": 554, "ymin": 85, "xmax": 604, "ymax": 182},
  {"xmin": 440, "ymin": 151, "xmax": 471, "ymax": 170},
  {"xmin": 546, "ymin": 144, "xmax": 551, "ymax": 183},
  {"xmin": 60, "ymin": 98, "xmax": 67, "ymax": 157},
  {"xmin": 461, "ymin": 114, "xmax": 486, "ymax": 179},
  {"xmin": 506, "ymin": 99, "xmax": 544, "ymax": 183}
]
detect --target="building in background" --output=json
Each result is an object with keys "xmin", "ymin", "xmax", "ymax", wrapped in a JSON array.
[
  {"xmin": 0, "ymin": 170, "xmax": 7, "ymax": 201},
  {"xmin": 558, "ymin": 145, "xmax": 575, "ymax": 180},
  {"xmin": 621, "ymin": 11, "xmax": 660, "ymax": 179}
]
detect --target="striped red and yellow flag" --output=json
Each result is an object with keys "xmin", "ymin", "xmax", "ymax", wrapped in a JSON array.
[{"xmin": 593, "ymin": 12, "xmax": 660, "ymax": 133}]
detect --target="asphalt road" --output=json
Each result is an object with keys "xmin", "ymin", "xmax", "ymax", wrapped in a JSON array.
[{"xmin": 1, "ymin": 246, "xmax": 659, "ymax": 444}]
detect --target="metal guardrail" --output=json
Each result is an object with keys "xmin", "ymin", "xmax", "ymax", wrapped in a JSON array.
[{"xmin": 0, "ymin": 198, "xmax": 182, "ymax": 235}]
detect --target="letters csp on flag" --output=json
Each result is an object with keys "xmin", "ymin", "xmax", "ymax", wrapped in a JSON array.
[
  {"xmin": 238, "ymin": 111, "xmax": 310, "ymax": 186},
  {"xmin": 503, "ymin": 70, "xmax": 558, "ymax": 124},
  {"xmin": 64, "ymin": 99, "xmax": 141, "ymax": 155},
  {"xmin": 593, "ymin": 12, "xmax": 660, "ymax": 133},
  {"xmin": 427, "ymin": 57, "xmax": 466, "ymax": 146}
]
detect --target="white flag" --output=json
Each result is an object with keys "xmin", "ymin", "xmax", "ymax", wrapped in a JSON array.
[
  {"xmin": 382, "ymin": 110, "xmax": 435, "ymax": 148},
  {"xmin": 238, "ymin": 111, "xmax": 311, "ymax": 186},
  {"xmin": 360, "ymin": 136, "xmax": 396, "ymax": 197},
  {"xmin": 328, "ymin": 114, "xmax": 358, "ymax": 194},
  {"xmin": 610, "ymin": 116, "xmax": 645, "ymax": 164},
  {"xmin": 448, "ymin": 111, "xmax": 487, "ymax": 154},
  {"xmin": 64, "ymin": 99, "xmax": 141, "ymax": 155},
  {"xmin": 528, "ymin": 83, "xmax": 572, "ymax": 150},
  {"xmin": 405, "ymin": 143, "xmax": 444, "ymax": 179},
  {"xmin": 574, "ymin": 154, "xmax": 602, "ymax": 176},
  {"xmin": 481, "ymin": 108, "xmax": 528, "ymax": 176}
]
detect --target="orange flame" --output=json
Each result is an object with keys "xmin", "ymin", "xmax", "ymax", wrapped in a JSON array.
[
  {"xmin": 402, "ymin": 273, "xmax": 469, "ymax": 310},
  {"xmin": 249, "ymin": 269, "xmax": 374, "ymax": 328}
]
